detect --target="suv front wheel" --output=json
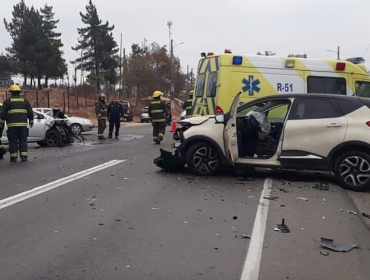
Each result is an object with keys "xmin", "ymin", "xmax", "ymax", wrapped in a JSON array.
[
  {"xmin": 334, "ymin": 151, "xmax": 370, "ymax": 192},
  {"xmin": 186, "ymin": 142, "xmax": 220, "ymax": 176}
]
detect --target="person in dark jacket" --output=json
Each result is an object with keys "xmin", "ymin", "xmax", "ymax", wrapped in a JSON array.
[
  {"xmin": 0, "ymin": 85, "xmax": 33, "ymax": 162},
  {"xmin": 95, "ymin": 93, "xmax": 108, "ymax": 140},
  {"xmin": 148, "ymin": 91, "xmax": 168, "ymax": 144},
  {"xmin": 0, "ymin": 102, "xmax": 6, "ymax": 160},
  {"xmin": 107, "ymin": 96, "xmax": 123, "ymax": 139},
  {"xmin": 182, "ymin": 90, "xmax": 194, "ymax": 117}
]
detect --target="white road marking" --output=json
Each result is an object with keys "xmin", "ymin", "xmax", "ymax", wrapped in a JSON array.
[
  {"xmin": 240, "ymin": 177, "xmax": 272, "ymax": 280},
  {"xmin": 0, "ymin": 159, "xmax": 126, "ymax": 210}
]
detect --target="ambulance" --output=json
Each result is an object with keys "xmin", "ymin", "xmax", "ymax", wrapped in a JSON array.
[{"xmin": 192, "ymin": 50, "xmax": 370, "ymax": 116}]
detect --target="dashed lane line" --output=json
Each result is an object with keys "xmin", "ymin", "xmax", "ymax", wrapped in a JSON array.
[{"xmin": 0, "ymin": 159, "xmax": 126, "ymax": 210}]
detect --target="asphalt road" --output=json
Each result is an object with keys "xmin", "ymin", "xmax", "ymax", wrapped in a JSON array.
[{"xmin": 0, "ymin": 123, "xmax": 369, "ymax": 280}]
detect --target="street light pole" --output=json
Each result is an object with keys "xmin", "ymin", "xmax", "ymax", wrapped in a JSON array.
[{"xmin": 327, "ymin": 46, "xmax": 340, "ymax": 60}]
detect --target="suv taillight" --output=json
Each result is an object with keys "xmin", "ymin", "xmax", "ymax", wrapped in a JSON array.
[{"xmin": 366, "ymin": 121, "xmax": 370, "ymax": 127}]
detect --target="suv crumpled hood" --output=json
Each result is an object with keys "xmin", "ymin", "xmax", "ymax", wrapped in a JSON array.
[{"xmin": 179, "ymin": 115, "xmax": 214, "ymax": 125}]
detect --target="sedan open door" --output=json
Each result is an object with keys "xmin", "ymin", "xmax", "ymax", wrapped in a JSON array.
[{"xmin": 223, "ymin": 92, "xmax": 242, "ymax": 165}]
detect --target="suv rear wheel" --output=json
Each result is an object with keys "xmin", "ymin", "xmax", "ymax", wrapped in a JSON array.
[
  {"xmin": 334, "ymin": 151, "xmax": 370, "ymax": 192},
  {"xmin": 186, "ymin": 142, "xmax": 220, "ymax": 176}
]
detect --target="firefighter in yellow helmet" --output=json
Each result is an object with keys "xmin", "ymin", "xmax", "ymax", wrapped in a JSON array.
[
  {"xmin": 0, "ymin": 85, "xmax": 33, "ymax": 162},
  {"xmin": 148, "ymin": 91, "xmax": 168, "ymax": 144},
  {"xmin": 0, "ymin": 102, "xmax": 6, "ymax": 160},
  {"xmin": 182, "ymin": 89, "xmax": 194, "ymax": 117}
]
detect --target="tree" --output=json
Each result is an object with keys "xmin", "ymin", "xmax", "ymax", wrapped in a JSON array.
[
  {"xmin": 72, "ymin": 0, "xmax": 119, "ymax": 91},
  {"xmin": 4, "ymin": 1, "xmax": 66, "ymax": 88},
  {"xmin": 40, "ymin": 4, "xmax": 67, "ymax": 86}
]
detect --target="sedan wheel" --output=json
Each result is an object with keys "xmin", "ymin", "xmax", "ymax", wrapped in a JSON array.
[
  {"xmin": 45, "ymin": 129, "xmax": 61, "ymax": 147},
  {"xmin": 186, "ymin": 142, "xmax": 220, "ymax": 176},
  {"xmin": 70, "ymin": 123, "xmax": 82, "ymax": 135},
  {"xmin": 334, "ymin": 151, "xmax": 370, "ymax": 192}
]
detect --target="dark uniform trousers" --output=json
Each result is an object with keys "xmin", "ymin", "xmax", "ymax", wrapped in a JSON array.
[
  {"xmin": 0, "ymin": 126, "xmax": 5, "ymax": 159},
  {"xmin": 152, "ymin": 122, "xmax": 166, "ymax": 141},
  {"xmin": 98, "ymin": 119, "xmax": 106, "ymax": 138},
  {"xmin": 7, "ymin": 127, "xmax": 28, "ymax": 159},
  {"xmin": 109, "ymin": 118, "xmax": 120, "ymax": 137}
]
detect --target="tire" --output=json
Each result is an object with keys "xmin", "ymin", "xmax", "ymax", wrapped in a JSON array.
[
  {"xmin": 186, "ymin": 142, "xmax": 221, "ymax": 176},
  {"xmin": 45, "ymin": 129, "xmax": 61, "ymax": 147},
  {"xmin": 334, "ymin": 150, "xmax": 370, "ymax": 192},
  {"xmin": 70, "ymin": 123, "xmax": 82, "ymax": 135},
  {"xmin": 140, "ymin": 119, "xmax": 144, "ymax": 123}
]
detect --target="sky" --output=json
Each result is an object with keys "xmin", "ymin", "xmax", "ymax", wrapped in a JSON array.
[{"xmin": 1, "ymin": 0, "xmax": 370, "ymax": 83}]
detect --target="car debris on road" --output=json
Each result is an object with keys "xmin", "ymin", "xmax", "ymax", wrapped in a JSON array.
[{"xmin": 317, "ymin": 237, "xmax": 359, "ymax": 252}]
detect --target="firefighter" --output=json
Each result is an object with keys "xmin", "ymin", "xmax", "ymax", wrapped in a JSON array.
[
  {"xmin": 0, "ymin": 85, "xmax": 33, "ymax": 162},
  {"xmin": 182, "ymin": 90, "xmax": 194, "ymax": 117},
  {"xmin": 95, "ymin": 93, "xmax": 108, "ymax": 140},
  {"xmin": 0, "ymin": 102, "xmax": 6, "ymax": 160},
  {"xmin": 107, "ymin": 95, "xmax": 123, "ymax": 139},
  {"xmin": 148, "ymin": 91, "xmax": 168, "ymax": 144}
]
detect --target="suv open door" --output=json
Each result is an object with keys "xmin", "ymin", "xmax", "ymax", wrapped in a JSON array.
[{"xmin": 224, "ymin": 92, "xmax": 242, "ymax": 165}]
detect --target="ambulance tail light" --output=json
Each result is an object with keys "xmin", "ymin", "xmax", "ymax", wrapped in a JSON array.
[
  {"xmin": 224, "ymin": 49, "xmax": 232, "ymax": 54},
  {"xmin": 366, "ymin": 121, "xmax": 370, "ymax": 127},
  {"xmin": 232, "ymin": 56, "xmax": 243, "ymax": 65},
  {"xmin": 336, "ymin": 62, "xmax": 346, "ymax": 71},
  {"xmin": 215, "ymin": 106, "xmax": 224, "ymax": 115}
]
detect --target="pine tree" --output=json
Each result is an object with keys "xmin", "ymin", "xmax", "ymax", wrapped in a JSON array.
[
  {"xmin": 40, "ymin": 4, "xmax": 66, "ymax": 86},
  {"xmin": 72, "ymin": 0, "xmax": 118, "ymax": 90}
]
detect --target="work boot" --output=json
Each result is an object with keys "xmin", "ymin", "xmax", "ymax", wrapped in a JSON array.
[
  {"xmin": 21, "ymin": 158, "xmax": 28, "ymax": 162},
  {"xmin": 107, "ymin": 136, "xmax": 112, "ymax": 139},
  {"xmin": 98, "ymin": 136, "xmax": 106, "ymax": 140},
  {"xmin": 155, "ymin": 140, "xmax": 161, "ymax": 145},
  {"xmin": 115, "ymin": 135, "xmax": 119, "ymax": 139},
  {"xmin": 10, "ymin": 157, "xmax": 17, "ymax": 163}
]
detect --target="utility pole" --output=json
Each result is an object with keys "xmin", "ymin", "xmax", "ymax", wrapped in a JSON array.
[
  {"xmin": 167, "ymin": 21, "xmax": 173, "ymax": 97},
  {"xmin": 119, "ymin": 32, "xmax": 123, "ymax": 100},
  {"xmin": 337, "ymin": 46, "xmax": 340, "ymax": 60}
]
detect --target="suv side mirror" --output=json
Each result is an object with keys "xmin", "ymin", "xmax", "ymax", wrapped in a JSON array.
[{"xmin": 215, "ymin": 115, "xmax": 225, "ymax": 123}]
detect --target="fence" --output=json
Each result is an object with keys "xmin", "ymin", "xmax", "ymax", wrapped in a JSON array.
[{"xmin": 0, "ymin": 87, "xmax": 98, "ymax": 114}]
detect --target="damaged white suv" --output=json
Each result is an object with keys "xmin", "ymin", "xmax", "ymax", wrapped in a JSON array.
[{"xmin": 155, "ymin": 93, "xmax": 370, "ymax": 192}]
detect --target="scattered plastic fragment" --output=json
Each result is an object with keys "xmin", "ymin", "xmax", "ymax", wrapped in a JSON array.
[
  {"xmin": 318, "ymin": 238, "xmax": 359, "ymax": 252},
  {"xmin": 183, "ymin": 221, "xmax": 188, "ymax": 224},
  {"xmin": 123, "ymin": 178, "xmax": 130, "ymax": 180},
  {"xmin": 98, "ymin": 223, "xmax": 104, "ymax": 226},
  {"xmin": 263, "ymin": 196, "xmax": 279, "ymax": 201},
  {"xmin": 151, "ymin": 207, "xmax": 160, "ymax": 210},
  {"xmin": 197, "ymin": 209, "xmax": 205, "ymax": 212},
  {"xmin": 233, "ymin": 216, "xmax": 238, "ymax": 220},
  {"xmin": 322, "ymin": 216, "xmax": 326, "ymax": 220},
  {"xmin": 278, "ymin": 188, "xmax": 290, "ymax": 193},
  {"xmin": 347, "ymin": 210, "xmax": 357, "ymax": 215},
  {"xmin": 297, "ymin": 197, "xmax": 309, "ymax": 201},
  {"xmin": 313, "ymin": 182, "xmax": 329, "ymax": 191},
  {"xmin": 320, "ymin": 250, "xmax": 329, "ymax": 256},
  {"xmin": 276, "ymin": 219, "xmax": 290, "ymax": 233},
  {"xmin": 242, "ymin": 234, "xmax": 251, "ymax": 239},
  {"xmin": 248, "ymin": 196, "xmax": 255, "ymax": 199},
  {"xmin": 362, "ymin": 213, "xmax": 370, "ymax": 219},
  {"xmin": 115, "ymin": 219, "xmax": 122, "ymax": 222},
  {"xmin": 236, "ymin": 177, "xmax": 254, "ymax": 181}
]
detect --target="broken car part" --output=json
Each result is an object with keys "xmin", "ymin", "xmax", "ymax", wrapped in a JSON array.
[{"xmin": 318, "ymin": 238, "xmax": 359, "ymax": 252}]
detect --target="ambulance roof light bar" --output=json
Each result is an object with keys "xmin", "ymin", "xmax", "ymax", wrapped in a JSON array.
[
  {"xmin": 346, "ymin": 57, "xmax": 365, "ymax": 64},
  {"xmin": 224, "ymin": 49, "xmax": 232, "ymax": 54}
]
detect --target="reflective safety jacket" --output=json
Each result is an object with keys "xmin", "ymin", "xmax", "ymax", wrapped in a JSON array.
[
  {"xmin": 149, "ymin": 99, "xmax": 168, "ymax": 123},
  {"xmin": 0, "ymin": 96, "xmax": 33, "ymax": 128},
  {"xmin": 182, "ymin": 96, "xmax": 193, "ymax": 116},
  {"xmin": 95, "ymin": 100, "xmax": 108, "ymax": 119}
]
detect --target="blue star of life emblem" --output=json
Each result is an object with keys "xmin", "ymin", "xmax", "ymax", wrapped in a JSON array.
[{"xmin": 242, "ymin": 76, "xmax": 261, "ymax": 96}]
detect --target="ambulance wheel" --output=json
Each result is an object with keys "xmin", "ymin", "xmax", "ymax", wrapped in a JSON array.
[{"xmin": 186, "ymin": 142, "xmax": 220, "ymax": 176}]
